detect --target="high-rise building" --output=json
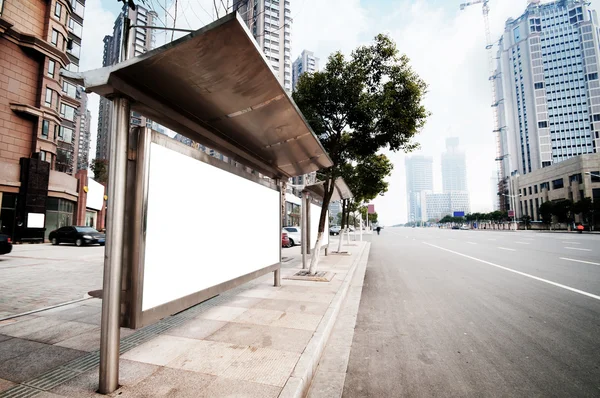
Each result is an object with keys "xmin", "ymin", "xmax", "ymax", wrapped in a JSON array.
[
  {"xmin": 423, "ymin": 192, "xmax": 471, "ymax": 221},
  {"xmin": 76, "ymin": 91, "xmax": 91, "ymax": 171},
  {"xmin": 96, "ymin": 5, "xmax": 157, "ymax": 161},
  {"xmin": 496, "ymin": 0, "xmax": 600, "ymax": 182},
  {"xmin": 405, "ymin": 156, "xmax": 433, "ymax": 223},
  {"xmin": 441, "ymin": 137, "xmax": 468, "ymax": 192},
  {"xmin": 292, "ymin": 49, "xmax": 318, "ymax": 91},
  {"xmin": 233, "ymin": 0, "xmax": 293, "ymax": 92}
]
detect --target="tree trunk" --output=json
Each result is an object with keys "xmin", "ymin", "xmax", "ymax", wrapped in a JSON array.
[{"xmin": 308, "ymin": 176, "xmax": 336, "ymax": 275}]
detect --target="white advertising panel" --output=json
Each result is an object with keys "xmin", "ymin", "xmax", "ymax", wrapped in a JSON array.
[
  {"xmin": 86, "ymin": 178, "xmax": 104, "ymax": 210},
  {"xmin": 27, "ymin": 213, "xmax": 45, "ymax": 228},
  {"xmin": 310, "ymin": 203, "xmax": 328, "ymax": 249},
  {"xmin": 142, "ymin": 143, "xmax": 280, "ymax": 311}
]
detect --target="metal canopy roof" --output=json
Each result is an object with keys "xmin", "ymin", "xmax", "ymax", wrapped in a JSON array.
[
  {"xmin": 304, "ymin": 178, "xmax": 353, "ymax": 202},
  {"xmin": 63, "ymin": 13, "xmax": 332, "ymax": 178}
]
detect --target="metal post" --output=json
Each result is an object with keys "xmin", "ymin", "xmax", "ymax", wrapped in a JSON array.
[
  {"xmin": 301, "ymin": 193, "xmax": 308, "ymax": 269},
  {"xmin": 275, "ymin": 179, "xmax": 282, "ymax": 287},
  {"xmin": 99, "ymin": 97, "xmax": 130, "ymax": 394}
]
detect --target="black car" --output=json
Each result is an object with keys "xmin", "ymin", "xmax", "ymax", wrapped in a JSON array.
[
  {"xmin": 49, "ymin": 226, "xmax": 105, "ymax": 247},
  {"xmin": 0, "ymin": 234, "xmax": 12, "ymax": 254}
]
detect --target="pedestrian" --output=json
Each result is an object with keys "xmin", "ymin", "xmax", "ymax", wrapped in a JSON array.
[{"xmin": 376, "ymin": 226, "xmax": 381, "ymax": 235}]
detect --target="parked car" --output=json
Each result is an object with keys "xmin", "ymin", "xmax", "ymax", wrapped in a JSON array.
[
  {"xmin": 451, "ymin": 225, "xmax": 460, "ymax": 230},
  {"xmin": 0, "ymin": 234, "xmax": 12, "ymax": 255},
  {"xmin": 460, "ymin": 225, "xmax": 470, "ymax": 230},
  {"xmin": 283, "ymin": 227, "xmax": 301, "ymax": 246},
  {"xmin": 329, "ymin": 225, "xmax": 341, "ymax": 235},
  {"xmin": 282, "ymin": 231, "xmax": 290, "ymax": 248},
  {"xmin": 49, "ymin": 226, "xmax": 106, "ymax": 247}
]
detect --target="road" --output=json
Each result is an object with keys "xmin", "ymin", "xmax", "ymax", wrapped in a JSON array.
[{"xmin": 343, "ymin": 228, "xmax": 600, "ymax": 397}]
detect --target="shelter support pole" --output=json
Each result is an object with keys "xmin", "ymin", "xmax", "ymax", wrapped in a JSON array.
[
  {"xmin": 99, "ymin": 97, "xmax": 130, "ymax": 394},
  {"xmin": 301, "ymin": 193, "xmax": 308, "ymax": 269},
  {"xmin": 275, "ymin": 179, "xmax": 283, "ymax": 287}
]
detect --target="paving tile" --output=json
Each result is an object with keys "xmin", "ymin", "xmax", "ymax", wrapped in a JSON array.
[
  {"xmin": 197, "ymin": 306, "xmax": 248, "ymax": 322},
  {"xmin": 23, "ymin": 320, "xmax": 98, "ymax": 344},
  {"xmin": 77, "ymin": 312, "xmax": 102, "ymax": 326},
  {"xmin": 232, "ymin": 308, "xmax": 284, "ymax": 326},
  {"xmin": 164, "ymin": 318, "xmax": 227, "ymax": 340},
  {"xmin": 0, "ymin": 316, "xmax": 63, "ymax": 338},
  {"xmin": 37, "ymin": 304, "xmax": 101, "ymax": 321},
  {"xmin": 0, "ymin": 378, "xmax": 15, "ymax": 393},
  {"xmin": 0, "ymin": 334, "xmax": 12, "ymax": 343},
  {"xmin": 206, "ymin": 322, "xmax": 270, "ymax": 346},
  {"xmin": 197, "ymin": 377, "xmax": 281, "ymax": 398},
  {"xmin": 237, "ymin": 288, "xmax": 279, "ymax": 299},
  {"xmin": 270, "ymin": 312, "xmax": 323, "ymax": 331},
  {"xmin": 317, "ymin": 344, "xmax": 351, "ymax": 373},
  {"xmin": 221, "ymin": 347, "xmax": 300, "ymax": 387},
  {"xmin": 217, "ymin": 296, "xmax": 264, "ymax": 308},
  {"xmin": 166, "ymin": 340, "xmax": 248, "ymax": 375},
  {"xmin": 251, "ymin": 326, "xmax": 314, "ymax": 354},
  {"xmin": 49, "ymin": 359, "xmax": 159, "ymax": 397},
  {"xmin": 0, "ymin": 337, "xmax": 46, "ymax": 362},
  {"xmin": 114, "ymin": 367, "xmax": 216, "ymax": 398},
  {"xmin": 286, "ymin": 301, "xmax": 330, "ymax": 315},
  {"xmin": 307, "ymin": 370, "xmax": 346, "ymax": 398},
  {"xmin": 253, "ymin": 299, "xmax": 295, "ymax": 312},
  {"xmin": 0, "ymin": 344, "xmax": 84, "ymax": 383},
  {"xmin": 121, "ymin": 335, "xmax": 199, "ymax": 366}
]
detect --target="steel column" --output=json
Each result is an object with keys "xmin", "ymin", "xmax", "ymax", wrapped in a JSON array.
[
  {"xmin": 99, "ymin": 97, "xmax": 130, "ymax": 394},
  {"xmin": 301, "ymin": 193, "xmax": 308, "ymax": 269}
]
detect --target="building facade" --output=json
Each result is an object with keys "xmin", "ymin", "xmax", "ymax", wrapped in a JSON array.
[
  {"xmin": 95, "ymin": 4, "xmax": 157, "ymax": 161},
  {"xmin": 292, "ymin": 49, "xmax": 318, "ymax": 91},
  {"xmin": 405, "ymin": 155, "xmax": 433, "ymax": 223},
  {"xmin": 234, "ymin": 0, "xmax": 293, "ymax": 92},
  {"xmin": 0, "ymin": 0, "xmax": 100, "ymax": 242},
  {"xmin": 76, "ymin": 90, "xmax": 91, "ymax": 171},
  {"xmin": 442, "ymin": 137, "xmax": 468, "ymax": 191},
  {"xmin": 496, "ymin": 0, "xmax": 600, "ymax": 186},
  {"xmin": 508, "ymin": 153, "xmax": 600, "ymax": 221},
  {"xmin": 423, "ymin": 192, "xmax": 471, "ymax": 221}
]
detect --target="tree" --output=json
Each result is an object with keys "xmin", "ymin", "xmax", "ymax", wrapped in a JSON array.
[
  {"xmin": 573, "ymin": 197, "xmax": 593, "ymax": 225},
  {"xmin": 552, "ymin": 199, "xmax": 573, "ymax": 225},
  {"xmin": 539, "ymin": 201, "xmax": 554, "ymax": 229},
  {"xmin": 294, "ymin": 35, "xmax": 428, "ymax": 274},
  {"xmin": 520, "ymin": 215, "xmax": 532, "ymax": 230},
  {"xmin": 90, "ymin": 159, "xmax": 108, "ymax": 184}
]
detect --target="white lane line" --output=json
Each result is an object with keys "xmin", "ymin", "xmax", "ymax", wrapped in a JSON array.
[
  {"xmin": 448, "ymin": 238, "xmax": 456, "ymax": 241},
  {"xmin": 488, "ymin": 239, "xmax": 497, "ymax": 241},
  {"xmin": 560, "ymin": 257, "xmax": 600, "ymax": 266},
  {"xmin": 515, "ymin": 242, "xmax": 530, "ymax": 245},
  {"xmin": 565, "ymin": 247, "xmax": 592, "ymax": 252},
  {"xmin": 467, "ymin": 242, "xmax": 477, "ymax": 245},
  {"xmin": 423, "ymin": 242, "xmax": 600, "ymax": 301},
  {"xmin": 562, "ymin": 241, "xmax": 580, "ymax": 245},
  {"xmin": 498, "ymin": 247, "xmax": 516, "ymax": 251}
]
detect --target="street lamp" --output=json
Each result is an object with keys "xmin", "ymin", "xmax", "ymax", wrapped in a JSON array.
[
  {"xmin": 502, "ymin": 192, "xmax": 522, "ymax": 231},
  {"xmin": 585, "ymin": 172, "xmax": 600, "ymax": 178}
]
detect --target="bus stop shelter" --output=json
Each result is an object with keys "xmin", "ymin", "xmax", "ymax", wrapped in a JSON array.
[{"xmin": 64, "ymin": 12, "xmax": 332, "ymax": 393}]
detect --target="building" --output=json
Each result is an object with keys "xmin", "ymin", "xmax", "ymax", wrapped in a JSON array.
[
  {"xmin": 508, "ymin": 153, "xmax": 600, "ymax": 221},
  {"xmin": 0, "ymin": 0, "xmax": 107, "ymax": 242},
  {"xmin": 442, "ymin": 137, "xmax": 468, "ymax": 191},
  {"xmin": 96, "ymin": 4, "xmax": 157, "ymax": 161},
  {"xmin": 76, "ymin": 91, "xmax": 91, "ymax": 171},
  {"xmin": 405, "ymin": 156, "xmax": 433, "ymax": 223},
  {"xmin": 496, "ymin": 0, "xmax": 600, "ymax": 186},
  {"xmin": 292, "ymin": 49, "xmax": 318, "ymax": 91},
  {"xmin": 423, "ymin": 192, "xmax": 471, "ymax": 221},
  {"xmin": 490, "ymin": 171, "xmax": 500, "ymax": 211},
  {"xmin": 233, "ymin": 0, "xmax": 293, "ymax": 92}
]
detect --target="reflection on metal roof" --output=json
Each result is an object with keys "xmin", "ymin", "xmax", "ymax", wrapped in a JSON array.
[
  {"xmin": 63, "ymin": 13, "xmax": 332, "ymax": 178},
  {"xmin": 304, "ymin": 178, "xmax": 353, "ymax": 202}
]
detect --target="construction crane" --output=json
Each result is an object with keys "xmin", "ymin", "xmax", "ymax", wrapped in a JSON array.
[{"xmin": 460, "ymin": 0, "xmax": 506, "ymax": 211}]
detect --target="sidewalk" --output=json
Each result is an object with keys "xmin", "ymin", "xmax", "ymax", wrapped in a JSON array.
[{"xmin": 0, "ymin": 239, "xmax": 370, "ymax": 398}]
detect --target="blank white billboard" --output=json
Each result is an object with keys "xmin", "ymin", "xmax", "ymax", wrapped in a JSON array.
[
  {"xmin": 142, "ymin": 143, "xmax": 280, "ymax": 311},
  {"xmin": 86, "ymin": 178, "xmax": 104, "ymax": 211},
  {"xmin": 310, "ymin": 203, "xmax": 328, "ymax": 249}
]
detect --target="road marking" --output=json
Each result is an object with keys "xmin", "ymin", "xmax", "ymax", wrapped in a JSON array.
[
  {"xmin": 515, "ymin": 242, "xmax": 530, "ymax": 245},
  {"xmin": 488, "ymin": 239, "xmax": 497, "ymax": 241},
  {"xmin": 565, "ymin": 247, "xmax": 592, "ymax": 251},
  {"xmin": 423, "ymin": 242, "xmax": 600, "ymax": 301},
  {"xmin": 467, "ymin": 242, "xmax": 477, "ymax": 245},
  {"xmin": 560, "ymin": 257, "xmax": 600, "ymax": 266},
  {"xmin": 498, "ymin": 247, "xmax": 516, "ymax": 251},
  {"xmin": 448, "ymin": 238, "xmax": 456, "ymax": 241},
  {"xmin": 562, "ymin": 241, "xmax": 580, "ymax": 245}
]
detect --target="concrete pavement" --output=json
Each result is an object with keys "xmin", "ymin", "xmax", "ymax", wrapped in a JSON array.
[{"xmin": 343, "ymin": 227, "xmax": 600, "ymax": 397}]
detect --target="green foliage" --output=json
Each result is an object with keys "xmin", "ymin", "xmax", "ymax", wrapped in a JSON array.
[
  {"xmin": 293, "ymin": 34, "xmax": 429, "ymax": 234},
  {"xmin": 539, "ymin": 201, "xmax": 554, "ymax": 226},
  {"xmin": 90, "ymin": 158, "xmax": 108, "ymax": 184},
  {"xmin": 520, "ymin": 215, "xmax": 532, "ymax": 229},
  {"xmin": 552, "ymin": 199, "xmax": 573, "ymax": 223}
]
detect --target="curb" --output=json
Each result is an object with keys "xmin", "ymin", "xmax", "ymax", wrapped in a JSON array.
[{"xmin": 279, "ymin": 241, "xmax": 371, "ymax": 398}]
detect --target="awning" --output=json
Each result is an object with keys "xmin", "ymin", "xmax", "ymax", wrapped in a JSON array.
[
  {"xmin": 304, "ymin": 178, "xmax": 353, "ymax": 202},
  {"xmin": 63, "ymin": 13, "xmax": 332, "ymax": 178}
]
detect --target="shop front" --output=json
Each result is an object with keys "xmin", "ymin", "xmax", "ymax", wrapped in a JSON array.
[{"xmin": 44, "ymin": 198, "xmax": 76, "ymax": 240}]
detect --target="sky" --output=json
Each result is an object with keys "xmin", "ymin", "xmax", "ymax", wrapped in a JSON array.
[{"xmin": 80, "ymin": 0, "xmax": 600, "ymax": 226}]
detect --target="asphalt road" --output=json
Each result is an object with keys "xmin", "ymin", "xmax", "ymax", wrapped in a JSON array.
[{"xmin": 343, "ymin": 228, "xmax": 600, "ymax": 397}]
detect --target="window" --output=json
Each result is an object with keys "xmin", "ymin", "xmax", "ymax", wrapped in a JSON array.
[
  {"xmin": 586, "ymin": 72, "xmax": 598, "ymax": 81},
  {"xmin": 47, "ymin": 60, "xmax": 55, "ymax": 78},
  {"xmin": 538, "ymin": 121, "xmax": 548, "ymax": 128},
  {"xmin": 60, "ymin": 103, "xmax": 76, "ymax": 121},
  {"xmin": 54, "ymin": 2, "xmax": 62, "ymax": 18},
  {"xmin": 534, "ymin": 82, "xmax": 544, "ymax": 89},
  {"xmin": 62, "ymin": 81, "xmax": 77, "ymax": 98},
  {"xmin": 591, "ymin": 171, "xmax": 600, "ymax": 183},
  {"xmin": 67, "ymin": 41, "xmax": 81, "ymax": 58},
  {"xmin": 534, "ymin": 185, "xmax": 538, "ymax": 194},
  {"xmin": 51, "ymin": 30, "xmax": 61, "ymax": 47},
  {"xmin": 40, "ymin": 150, "xmax": 48, "ymax": 162},
  {"xmin": 529, "ymin": 186, "xmax": 532, "ymax": 195},
  {"xmin": 41, "ymin": 120, "xmax": 49, "ymax": 137},
  {"xmin": 569, "ymin": 173, "xmax": 582, "ymax": 184},
  {"xmin": 58, "ymin": 126, "xmax": 73, "ymax": 143},
  {"xmin": 540, "ymin": 182, "xmax": 550, "ymax": 190},
  {"xmin": 552, "ymin": 178, "xmax": 564, "ymax": 189},
  {"xmin": 68, "ymin": 18, "xmax": 82, "ymax": 37},
  {"xmin": 594, "ymin": 114, "xmax": 600, "ymax": 122},
  {"xmin": 71, "ymin": 0, "xmax": 84, "ymax": 17},
  {"xmin": 45, "ymin": 88, "xmax": 53, "ymax": 106}
]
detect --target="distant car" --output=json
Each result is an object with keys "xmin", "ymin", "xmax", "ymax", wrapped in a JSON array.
[
  {"xmin": 329, "ymin": 225, "xmax": 341, "ymax": 235},
  {"xmin": 451, "ymin": 225, "xmax": 460, "ymax": 230},
  {"xmin": 282, "ymin": 231, "xmax": 291, "ymax": 247},
  {"xmin": 460, "ymin": 225, "xmax": 470, "ymax": 230},
  {"xmin": 0, "ymin": 234, "xmax": 12, "ymax": 255},
  {"xmin": 283, "ymin": 227, "xmax": 301, "ymax": 246},
  {"xmin": 49, "ymin": 226, "xmax": 106, "ymax": 247}
]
